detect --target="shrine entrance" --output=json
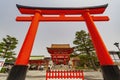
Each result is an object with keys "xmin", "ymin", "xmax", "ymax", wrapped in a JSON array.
[
  {"xmin": 7, "ymin": 4, "xmax": 120, "ymax": 80},
  {"xmin": 47, "ymin": 44, "xmax": 73, "ymax": 65}
]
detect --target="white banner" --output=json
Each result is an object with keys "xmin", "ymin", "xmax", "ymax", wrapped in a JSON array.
[{"xmin": 0, "ymin": 58, "xmax": 6, "ymax": 71}]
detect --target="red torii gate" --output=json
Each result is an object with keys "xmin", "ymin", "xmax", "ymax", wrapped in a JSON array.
[{"xmin": 7, "ymin": 4, "xmax": 120, "ymax": 80}]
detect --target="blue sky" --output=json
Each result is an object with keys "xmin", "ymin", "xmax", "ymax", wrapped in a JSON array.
[{"xmin": 0, "ymin": 0, "xmax": 120, "ymax": 57}]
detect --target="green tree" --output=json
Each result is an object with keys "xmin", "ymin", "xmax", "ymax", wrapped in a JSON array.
[
  {"xmin": 0, "ymin": 35, "xmax": 18, "ymax": 62},
  {"xmin": 73, "ymin": 30, "xmax": 98, "ymax": 70}
]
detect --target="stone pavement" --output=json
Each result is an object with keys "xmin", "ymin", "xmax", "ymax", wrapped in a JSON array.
[
  {"xmin": 0, "ymin": 70, "xmax": 103, "ymax": 80},
  {"xmin": 84, "ymin": 71, "xmax": 103, "ymax": 80}
]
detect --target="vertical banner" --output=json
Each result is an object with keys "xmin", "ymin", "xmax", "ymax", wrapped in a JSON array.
[{"xmin": 0, "ymin": 58, "xmax": 6, "ymax": 71}]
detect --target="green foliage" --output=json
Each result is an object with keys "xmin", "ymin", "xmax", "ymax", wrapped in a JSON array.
[
  {"xmin": 73, "ymin": 30, "xmax": 94, "ymax": 54},
  {"xmin": 0, "ymin": 67, "xmax": 6, "ymax": 73},
  {"xmin": 0, "ymin": 35, "xmax": 18, "ymax": 62},
  {"xmin": 78, "ymin": 54, "xmax": 90, "ymax": 67},
  {"xmin": 73, "ymin": 30, "xmax": 99, "ymax": 70},
  {"xmin": 78, "ymin": 54, "xmax": 99, "ymax": 68},
  {"xmin": 70, "ymin": 53, "xmax": 78, "ymax": 57}
]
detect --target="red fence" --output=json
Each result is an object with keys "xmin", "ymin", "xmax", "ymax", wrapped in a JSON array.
[{"xmin": 46, "ymin": 70, "xmax": 84, "ymax": 80}]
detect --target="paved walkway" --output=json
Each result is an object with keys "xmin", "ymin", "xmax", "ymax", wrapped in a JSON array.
[
  {"xmin": 84, "ymin": 71, "xmax": 103, "ymax": 80},
  {"xmin": 0, "ymin": 70, "xmax": 103, "ymax": 80}
]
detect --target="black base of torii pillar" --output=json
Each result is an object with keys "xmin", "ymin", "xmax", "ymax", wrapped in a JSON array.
[
  {"xmin": 101, "ymin": 65, "xmax": 120, "ymax": 80},
  {"xmin": 6, "ymin": 65, "xmax": 28, "ymax": 80}
]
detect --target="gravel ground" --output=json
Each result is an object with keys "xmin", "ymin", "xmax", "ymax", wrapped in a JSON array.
[{"xmin": 0, "ymin": 70, "xmax": 103, "ymax": 80}]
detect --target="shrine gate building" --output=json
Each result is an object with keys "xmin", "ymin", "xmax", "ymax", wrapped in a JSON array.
[{"xmin": 47, "ymin": 44, "xmax": 73, "ymax": 65}]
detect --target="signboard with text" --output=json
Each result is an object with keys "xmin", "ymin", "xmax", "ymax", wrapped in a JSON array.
[{"xmin": 0, "ymin": 58, "xmax": 6, "ymax": 71}]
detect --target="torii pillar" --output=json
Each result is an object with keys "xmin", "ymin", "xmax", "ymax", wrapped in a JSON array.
[{"xmin": 7, "ymin": 4, "xmax": 120, "ymax": 80}]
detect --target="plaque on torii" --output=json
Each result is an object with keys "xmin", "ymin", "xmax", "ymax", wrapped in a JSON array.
[{"xmin": 6, "ymin": 4, "xmax": 120, "ymax": 80}]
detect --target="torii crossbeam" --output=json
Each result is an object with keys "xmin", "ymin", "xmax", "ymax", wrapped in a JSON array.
[
  {"xmin": 16, "ymin": 4, "xmax": 109, "ymax": 22},
  {"xmin": 7, "ymin": 4, "xmax": 120, "ymax": 80}
]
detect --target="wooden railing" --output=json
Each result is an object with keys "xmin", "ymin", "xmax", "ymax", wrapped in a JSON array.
[{"xmin": 46, "ymin": 70, "xmax": 84, "ymax": 80}]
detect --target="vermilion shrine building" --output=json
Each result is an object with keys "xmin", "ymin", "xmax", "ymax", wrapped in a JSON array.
[
  {"xmin": 29, "ymin": 56, "xmax": 49, "ymax": 70},
  {"xmin": 47, "ymin": 44, "xmax": 73, "ymax": 65}
]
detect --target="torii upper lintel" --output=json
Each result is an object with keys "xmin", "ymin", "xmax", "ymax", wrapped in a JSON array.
[
  {"xmin": 16, "ymin": 4, "xmax": 109, "ymax": 22},
  {"xmin": 16, "ymin": 4, "xmax": 108, "ymax": 14}
]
